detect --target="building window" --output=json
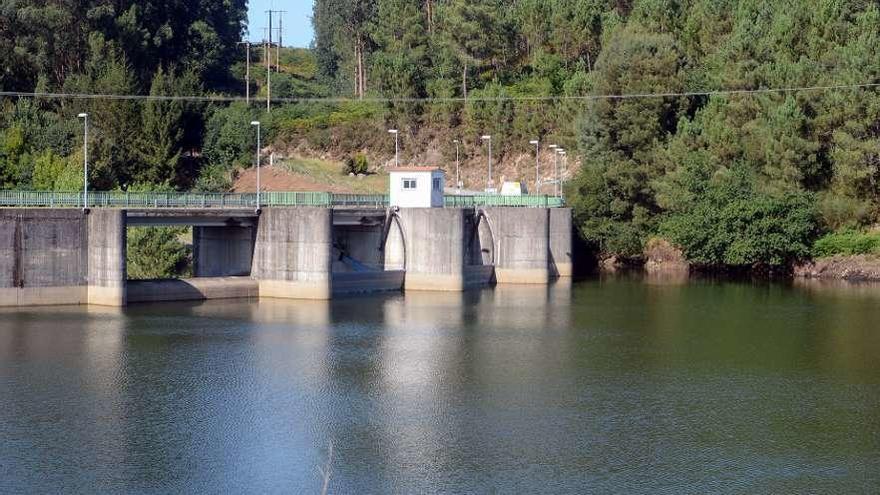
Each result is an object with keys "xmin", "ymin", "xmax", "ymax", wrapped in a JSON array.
[
  {"xmin": 433, "ymin": 178, "xmax": 441, "ymax": 191},
  {"xmin": 402, "ymin": 178, "xmax": 417, "ymax": 190}
]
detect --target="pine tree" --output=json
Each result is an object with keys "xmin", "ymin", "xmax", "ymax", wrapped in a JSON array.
[{"xmin": 136, "ymin": 67, "xmax": 185, "ymax": 185}]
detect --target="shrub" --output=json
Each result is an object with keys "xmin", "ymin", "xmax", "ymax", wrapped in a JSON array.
[
  {"xmin": 812, "ymin": 230, "xmax": 880, "ymax": 258},
  {"xmin": 660, "ymin": 168, "xmax": 821, "ymax": 268},
  {"xmin": 344, "ymin": 153, "xmax": 369, "ymax": 175},
  {"xmin": 127, "ymin": 227, "xmax": 192, "ymax": 280}
]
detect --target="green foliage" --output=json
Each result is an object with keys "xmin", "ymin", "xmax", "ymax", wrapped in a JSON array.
[
  {"xmin": 202, "ymin": 102, "xmax": 257, "ymax": 178},
  {"xmin": 813, "ymin": 230, "xmax": 880, "ymax": 258},
  {"xmin": 53, "ymin": 153, "xmax": 85, "ymax": 192},
  {"xmin": 31, "ymin": 150, "xmax": 68, "ymax": 191},
  {"xmin": 0, "ymin": 126, "xmax": 28, "ymax": 188},
  {"xmin": 127, "ymin": 227, "xmax": 192, "ymax": 280},
  {"xmin": 123, "ymin": 182, "xmax": 190, "ymax": 280},
  {"xmin": 0, "ymin": 0, "xmax": 247, "ymax": 91},
  {"xmin": 136, "ymin": 67, "xmax": 186, "ymax": 185},
  {"xmin": 345, "ymin": 153, "xmax": 370, "ymax": 175},
  {"xmin": 659, "ymin": 167, "xmax": 820, "ymax": 267},
  {"xmin": 0, "ymin": 1, "xmax": 242, "ymax": 192}
]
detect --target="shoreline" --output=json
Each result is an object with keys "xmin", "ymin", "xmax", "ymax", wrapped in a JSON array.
[
  {"xmin": 602, "ymin": 254, "xmax": 880, "ymax": 283},
  {"xmin": 793, "ymin": 255, "xmax": 880, "ymax": 282}
]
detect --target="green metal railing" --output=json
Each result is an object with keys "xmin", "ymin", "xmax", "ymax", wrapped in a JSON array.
[
  {"xmin": 0, "ymin": 190, "xmax": 564, "ymax": 209},
  {"xmin": 444, "ymin": 194, "xmax": 565, "ymax": 208}
]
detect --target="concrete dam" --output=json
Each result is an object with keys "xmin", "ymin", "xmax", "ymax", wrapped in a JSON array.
[{"xmin": 0, "ymin": 206, "xmax": 572, "ymax": 307}]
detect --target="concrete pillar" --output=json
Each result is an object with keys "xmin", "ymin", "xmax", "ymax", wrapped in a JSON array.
[
  {"xmin": 252, "ymin": 208, "xmax": 333, "ymax": 300},
  {"xmin": 0, "ymin": 209, "xmax": 89, "ymax": 307},
  {"xmin": 483, "ymin": 207, "xmax": 550, "ymax": 285},
  {"xmin": 549, "ymin": 208, "xmax": 573, "ymax": 278},
  {"xmin": 397, "ymin": 208, "xmax": 468, "ymax": 291},
  {"xmin": 193, "ymin": 226, "xmax": 255, "ymax": 277},
  {"xmin": 87, "ymin": 209, "xmax": 127, "ymax": 306},
  {"xmin": 383, "ymin": 216, "xmax": 406, "ymax": 271}
]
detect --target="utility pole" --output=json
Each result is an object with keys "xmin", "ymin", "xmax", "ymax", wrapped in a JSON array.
[
  {"xmin": 276, "ymin": 11, "xmax": 287, "ymax": 73},
  {"xmin": 237, "ymin": 41, "xmax": 251, "ymax": 105},
  {"xmin": 265, "ymin": 11, "xmax": 273, "ymax": 112}
]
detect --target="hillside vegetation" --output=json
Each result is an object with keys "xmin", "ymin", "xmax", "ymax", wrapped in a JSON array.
[
  {"xmin": 307, "ymin": 0, "xmax": 880, "ymax": 269},
  {"xmin": 2, "ymin": 1, "xmax": 880, "ymax": 271}
]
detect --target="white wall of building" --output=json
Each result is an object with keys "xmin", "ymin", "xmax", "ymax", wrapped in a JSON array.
[{"xmin": 389, "ymin": 169, "xmax": 445, "ymax": 208}]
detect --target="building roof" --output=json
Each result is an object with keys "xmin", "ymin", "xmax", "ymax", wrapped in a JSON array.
[{"xmin": 388, "ymin": 166, "xmax": 443, "ymax": 173}]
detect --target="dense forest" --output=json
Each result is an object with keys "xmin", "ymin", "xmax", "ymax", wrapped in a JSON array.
[
  {"xmin": 312, "ymin": 0, "xmax": 880, "ymax": 269},
  {"xmin": 2, "ymin": 0, "xmax": 880, "ymax": 271}
]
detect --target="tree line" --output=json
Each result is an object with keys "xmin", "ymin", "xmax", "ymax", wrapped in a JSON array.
[
  {"xmin": 313, "ymin": 0, "xmax": 880, "ymax": 268},
  {"xmin": 0, "ymin": 0, "xmax": 250, "ymax": 192}
]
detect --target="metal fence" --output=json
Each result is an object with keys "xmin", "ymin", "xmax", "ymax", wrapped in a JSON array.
[
  {"xmin": 444, "ymin": 194, "xmax": 565, "ymax": 208},
  {"xmin": 0, "ymin": 190, "xmax": 564, "ymax": 209}
]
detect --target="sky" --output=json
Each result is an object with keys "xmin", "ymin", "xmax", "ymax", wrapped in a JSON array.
[{"xmin": 246, "ymin": 0, "xmax": 315, "ymax": 47}]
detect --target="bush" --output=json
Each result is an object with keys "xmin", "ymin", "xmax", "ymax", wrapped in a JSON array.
[
  {"xmin": 31, "ymin": 150, "xmax": 68, "ymax": 190},
  {"xmin": 660, "ymin": 168, "xmax": 821, "ymax": 268},
  {"xmin": 127, "ymin": 227, "xmax": 192, "ymax": 280},
  {"xmin": 812, "ymin": 230, "xmax": 880, "ymax": 258},
  {"xmin": 344, "ymin": 153, "xmax": 369, "ymax": 175}
]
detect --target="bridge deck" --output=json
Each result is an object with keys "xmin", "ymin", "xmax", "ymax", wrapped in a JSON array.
[{"xmin": 0, "ymin": 190, "xmax": 564, "ymax": 209}]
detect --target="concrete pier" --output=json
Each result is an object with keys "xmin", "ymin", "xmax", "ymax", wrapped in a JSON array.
[
  {"xmin": 252, "ymin": 208, "xmax": 334, "ymax": 300},
  {"xmin": 87, "ymin": 210, "xmax": 127, "ymax": 306},
  {"xmin": 483, "ymin": 207, "xmax": 551, "ymax": 285},
  {"xmin": 397, "ymin": 208, "xmax": 469, "ymax": 291},
  {"xmin": 549, "ymin": 208, "xmax": 573, "ymax": 278}
]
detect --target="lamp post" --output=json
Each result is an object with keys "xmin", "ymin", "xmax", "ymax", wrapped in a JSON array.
[
  {"xmin": 77, "ymin": 113, "xmax": 89, "ymax": 211},
  {"xmin": 548, "ymin": 144, "xmax": 558, "ymax": 197},
  {"xmin": 560, "ymin": 150, "xmax": 568, "ymax": 197},
  {"xmin": 453, "ymin": 139, "xmax": 461, "ymax": 192},
  {"xmin": 481, "ymin": 135, "xmax": 492, "ymax": 192},
  {"xmin": 529, "ymin": 139, "xmax": 539, "ymax": 195},
  {"xmin": 250, "ymin": 121, "xmax": 261, "ymax": 212},
  {"xmin": 555, "ymin": 149, "xmax": 566, "ymax": 197},
  {"xmin": 388, "ymin": 129, "xmax": 399, "ymax": 167}
]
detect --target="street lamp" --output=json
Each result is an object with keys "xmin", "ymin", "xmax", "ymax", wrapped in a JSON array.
[
  {"xmin": 77, "ymin": 113, "xmax": 89, "ymax": 211},
  {"xmin": 548, "ymin": 144, "xmax": 558, "ymax": 197},
  {"xmin": 388, "ymin": 129, "xmax": 399, "ymax": 167},
  {"xmin": 555, "ymin": 149, "xmax": 566, "ymax": 197},
  {"xmin": 453, "ymin": 139, "xmax": 461, "ymax": 192},
  {"xmin": 481, "ymin": 135, "xmax": 492, "ymax": 192},
  {"xmin": 529, "ymin": 139, "xmax": 539, "ymax": 195},
  {"xmin": 250, "ymin": 121, "xmax": 261, "ymax": 212},
  {"xmin": 559, "ymin": 150, "xmax": 568, "ymax": 197}
]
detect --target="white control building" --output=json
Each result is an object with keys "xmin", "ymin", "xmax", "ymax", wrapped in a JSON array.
[{"xmin": 389, "ymin": 167, "xmax": 446, "ymax": 208}]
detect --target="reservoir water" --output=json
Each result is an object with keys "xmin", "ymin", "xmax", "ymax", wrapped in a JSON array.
[{"xmin": 1, "ymin": 277, "xmax": 879, "ymax": 493}]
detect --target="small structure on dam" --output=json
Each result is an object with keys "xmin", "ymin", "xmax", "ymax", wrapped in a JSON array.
[
  {"xmin": 389, "ymin": 167, "xmax": 446, "ymax": 208},
  {"xmin": 0, "ymin": 185, "xmax": 572, "ymax": 307}
]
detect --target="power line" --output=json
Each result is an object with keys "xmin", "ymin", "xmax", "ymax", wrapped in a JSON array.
[{"xmin": 1, "ymin": 82, "xmax": 879, "ymax": 104}]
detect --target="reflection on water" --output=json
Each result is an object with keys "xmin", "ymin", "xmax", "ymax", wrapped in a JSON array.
[{"xmin": 1, "ymin": 278, "xmax": 879, "ymax": 493}]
